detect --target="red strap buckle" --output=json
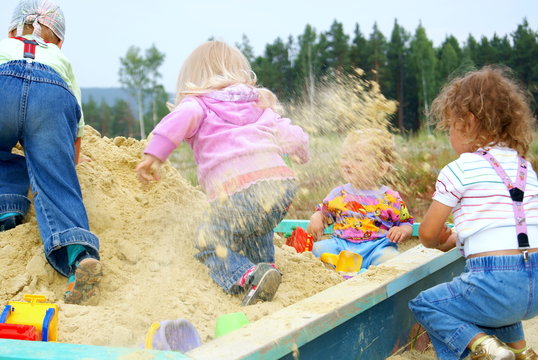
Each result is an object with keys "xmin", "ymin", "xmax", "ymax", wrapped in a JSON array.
[{"xmin": 11, "ymin": 36, "xmax": 38, "ymax": 59}]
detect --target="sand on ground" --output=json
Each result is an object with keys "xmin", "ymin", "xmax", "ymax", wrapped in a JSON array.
[{"xmin": 1, "ymin": 127, "xmax": 536, "ymax": 359}]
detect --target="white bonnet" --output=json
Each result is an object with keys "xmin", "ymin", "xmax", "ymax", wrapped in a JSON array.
[{"xmin": 8, "ymin": 0, "xmax": 65, "ymax": 41}]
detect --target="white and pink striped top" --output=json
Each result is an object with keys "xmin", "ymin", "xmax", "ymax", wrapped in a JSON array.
[{"xmin": 433, "ymin": 146, "xmax": 538, "ymax": 256}]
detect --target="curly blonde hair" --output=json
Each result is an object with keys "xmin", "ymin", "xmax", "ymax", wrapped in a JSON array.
[
  {"xmin": 430, "ymin": 65, "xmax": 535, "ymax": 156},
  {"xmin": 171, "ymin": 41, "xmax": 281, "ymax": 112},
  {"xmin": 343, "ymin": 128, "xmax": 397, "ymax": 164}
]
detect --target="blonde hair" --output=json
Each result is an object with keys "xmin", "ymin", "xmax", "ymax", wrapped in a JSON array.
[
  {"xmin": 430, "ymin": 65, "xmax": 535, "ymax": 156},
  {"xmin": 9, "ymin": 24, "xmax": 61, "ymax": 45},
  {"xmin": 172, "ymin": 41, "xmax": 281, "ymax": 112},
  {"xmin": 343, "ymin": 128, "xmax": 396, "ymax": 164}
]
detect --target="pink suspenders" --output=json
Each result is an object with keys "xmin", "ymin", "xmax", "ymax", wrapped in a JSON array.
[{"xmin": 476, "ymin": 149, "xmax": 530, "ymax": 260}]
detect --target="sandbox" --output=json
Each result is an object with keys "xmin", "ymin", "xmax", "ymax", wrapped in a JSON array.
[
  {"xmin": 0, "ymin": 128, "xmax": 466, "ymax": 359},
  {"xmin": 1, "ymin": 234, "xmax": 465, "ymax": 359}
]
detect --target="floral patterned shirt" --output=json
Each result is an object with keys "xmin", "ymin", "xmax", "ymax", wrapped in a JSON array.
[{"xmin": 316, "ymin": 184, "xmax": 414, "ymax": 242}]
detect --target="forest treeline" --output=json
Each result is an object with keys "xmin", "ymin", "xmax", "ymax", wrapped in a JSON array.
[{"xmin": 83, "ymin": 19, "xmax": 538, "ymax": 138}]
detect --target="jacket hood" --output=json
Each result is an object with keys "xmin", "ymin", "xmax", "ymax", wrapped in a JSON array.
[{"xmin": 201, "ymin": 84, "xmax": 263, "ymax": 125}]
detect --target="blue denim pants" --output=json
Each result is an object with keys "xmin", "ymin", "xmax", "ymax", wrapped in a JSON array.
[
  {"xmin": 195, "ymin": 179, "xmax": 297, "ymax": 293},
  {"xmin": 409, "ymin": 252, "xmax": 538, "ymax": 359},
  {"xmin": 0, "ymin": 60, "xmax": 99, "ymax": 277},
  {"xmin": 312, "ymin": 236, "xmax": 399, "ymax": 269}
]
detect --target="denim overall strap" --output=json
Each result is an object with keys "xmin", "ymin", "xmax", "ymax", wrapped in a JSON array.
[
  {"xmin": 475, "ymin": 149, "xmax": 530, "ymax": 259},
  {"xmin": 11, "ymin": 36, "xmax": 39, "ymax": 59}
]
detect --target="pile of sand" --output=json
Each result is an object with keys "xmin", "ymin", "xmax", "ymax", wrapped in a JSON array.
[{"xmin": 0, "ymin": 126, "xmax": 343, "ymax": 347}]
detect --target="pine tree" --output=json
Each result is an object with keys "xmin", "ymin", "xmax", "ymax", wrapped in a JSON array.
[
  {"xmin": 367, "ymin": 22, "xmax": 388, "ymax": 85},
  {"xmin": 387, "ymin": 20, "xmax": 409, "ymax": 132},
  {"xmin": 82, "ymin": 96, "xmax": 100, "ymax": 132},
  {"xmin": 325, "ymin": 20, "xmax": 350, "ymax": 73},
  {"xmin": 294, "ymin": 24, "xmax": 319, "ymax": 108},
  {"xmin": 409, "ymin": 24, "xmax": 437, "ymax": 129},
  {"xmin": 349, "ymin": 23, "xmax": 370, "ymax": 72},
  {"xmin": 236, "ymin": 34, "xmax": 255, "ymax": 64},
  {"xmin": 438, "ymin": 40, "xmax": 460, "ymax": 82}
]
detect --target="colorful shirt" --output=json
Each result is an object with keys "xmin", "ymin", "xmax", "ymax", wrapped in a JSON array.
[
  {"xmin": 0, "ymin": 35, "xmax": 84, "ymax": 137},
  {"xmin": 316, "ymin": 184, "xmax": 414, "ymax": 242},
  {"xmin": 433, "ymin": 146, "xmax": 538, "ymax": 256}
]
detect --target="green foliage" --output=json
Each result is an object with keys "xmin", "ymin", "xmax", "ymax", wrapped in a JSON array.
[
  {"xmin": 82, "ymin": 97, "xmax": 136, "ymax": 138},
  {"xmin": 409, "ymin": 24, "xmax": 438, "ymax": 125},
  {"xmin": 118, "ymin": 44, "xmax": 165, "ymax": 139},
  {"xmin": 257, "ymin": 18, "xmax": 535, "ymax": 134},
  {"xmin": 85, "ymin": 18, "xmax": 537, "ymax": 138},
  {"xmin": 325, "ymin": 20, "xmax": 350, "ymax": 73}
]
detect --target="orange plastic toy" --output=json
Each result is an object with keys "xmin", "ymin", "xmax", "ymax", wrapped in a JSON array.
[
  {"xmin": 0, "ymin": 294, "xmax": 59, "ymax": 342},
  {"xmin": 285, "ymin": 227, "xmax": 314, "ymax": 253}
]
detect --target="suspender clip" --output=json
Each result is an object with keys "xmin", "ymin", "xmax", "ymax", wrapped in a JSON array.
[{"xmin": 522, "ymin": 249, "xmax": 529, "ymax": 261}]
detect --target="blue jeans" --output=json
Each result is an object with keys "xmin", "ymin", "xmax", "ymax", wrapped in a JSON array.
[
  {"xmin": 312, "ymin": 236, "xmax": 399, "ymax": 269},
  {"xmin": 195, "ymin": 179, "xmax": 297, "ymax": 293},
  {"xmin": 0, "ymin": 60, "xmax": 99, "ymax": 277},
  {"xmin": 409, "ymin": 252, "xmax": 538, "ymax": 359}
]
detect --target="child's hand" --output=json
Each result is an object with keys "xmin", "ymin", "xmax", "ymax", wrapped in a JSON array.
[
  {"xmin": 77, "ymin": 154, "xmax": 92, "ymax": 164},
  {"xmin": 307, "ymin": 212, "xmax": 325, "ymax": 241},
  {"xmin": 436, "ymin": 227, "xmax": 457, "ymax": 252},
  {"xmin": 135, "ymin": 154, "xmax": 163, "ymax": 184},
  {"xmin": 387, "ymin": 225, "xmax": 413, "ymax": 243}
]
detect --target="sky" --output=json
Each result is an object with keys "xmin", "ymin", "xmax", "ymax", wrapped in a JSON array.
[{"xmin": 1, "ymin": 0, "xmax": 537, "ymax": 93}]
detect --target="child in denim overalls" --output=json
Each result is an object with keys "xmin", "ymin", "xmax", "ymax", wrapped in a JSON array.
[
  {"xmin": 136, "ymin": 41, "xmax": 309, "ymax": 306},
  {"xmin": 409, "ymin": 66, "xmax": 538, "ymax": 360},
  {"xmin": 0, "ymin": 0, "xmax": 102, "ymax": 305}
]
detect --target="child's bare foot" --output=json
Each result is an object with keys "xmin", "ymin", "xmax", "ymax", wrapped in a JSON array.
[{"xmin": 64, "ymin": 258, "xmax": 102, "ymax": 306}]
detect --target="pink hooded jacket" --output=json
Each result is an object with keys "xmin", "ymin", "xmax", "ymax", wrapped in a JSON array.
[{"xmin": 144, "ymin": 84, "xmax": 310, "ymax": 200}]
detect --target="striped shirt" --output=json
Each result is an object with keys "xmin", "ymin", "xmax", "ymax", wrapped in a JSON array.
[{"xmin": 433, "ymin": 147, "xmax": 538, "ymax": 256}]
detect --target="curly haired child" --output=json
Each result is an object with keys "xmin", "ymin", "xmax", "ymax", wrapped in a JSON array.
[
  {"xmin": 307, "ymin": 128, "xmax": 414, "ymax": 270},
  {"xmin": 409, "ymin": 66, "xmax": 538, "ymax": 360}
]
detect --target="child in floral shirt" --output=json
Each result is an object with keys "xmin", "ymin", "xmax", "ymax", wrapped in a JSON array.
[{"xmin": 307, "ymin": 129, "xmax": 414, "ymax": 269}]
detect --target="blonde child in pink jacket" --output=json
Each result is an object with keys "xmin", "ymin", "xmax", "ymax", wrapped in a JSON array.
[{"xmin": 136, "ymin": 41, "xmax": 309, "ymax": 306}]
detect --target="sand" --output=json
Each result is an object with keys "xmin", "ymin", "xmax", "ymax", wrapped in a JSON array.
[
  {"xmin": 0, "ymin": 126, "xmax": 343, "ymax": 348},
  {"xmin": 1, "ymin": 127, "xmax": 537, "ymax": 359}
]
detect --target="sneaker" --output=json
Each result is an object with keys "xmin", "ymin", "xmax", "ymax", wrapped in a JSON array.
[
  {"xmin": 0, "ymin": 214, "xmax": 23, "ymax": 232},
  {"xmin": 515, "ymin": 347, "xmax": 538, "ymax": 360},
  {"xmin": 470, "ymin": 336, "xmax": 515, "ymax": 360},
  {"xmin": 241, "ymin": 263, "xmax": 282, "ymax": 306},
  {"xmin": 64, "ymin": 258, "xmax": 103, "ymax": 306}
]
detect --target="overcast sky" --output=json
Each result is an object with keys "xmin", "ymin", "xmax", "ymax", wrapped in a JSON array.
[{"xmin": 2, "ymin": 0, "xmax": 537, "ymax": 92}]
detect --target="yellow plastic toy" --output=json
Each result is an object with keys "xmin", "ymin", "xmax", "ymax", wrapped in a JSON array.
[
  {"xmin": 321, "ymin": 250, "xmax": 363, "ymax": 273},
  {"xmin": 0, "ymin": 294, "xmax": 59, "ymax": 342}
]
